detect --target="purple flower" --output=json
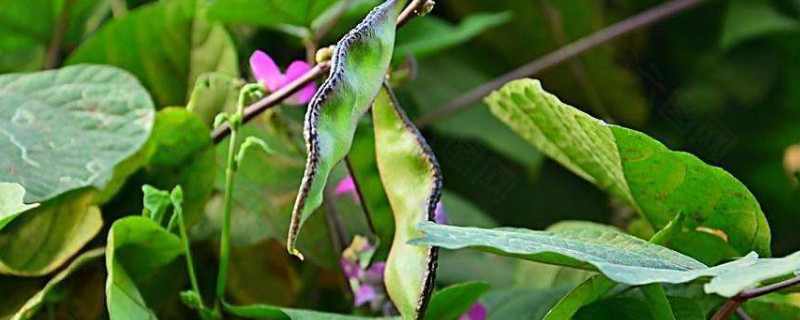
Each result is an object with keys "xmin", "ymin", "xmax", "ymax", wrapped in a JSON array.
[
  {"xmin": 341, "ymin": 257, "xmax": 361, "ymax": 279},
  {"xmin": 341, "ymin": 237, "xmax": 394, "ymax": 315},
  {"xmin": 434, "ymin": 200, "xmax": 448, "ymax": 224},
  {"xmin": 355, "ymin": 285, "xmax": 378, "ymax": 306},
  {"xmin": 249, "ymin": 50, "xmax": 316, "ymax": 105},
  {"xmin": 363, "ymin": 262, "xmax": 385, "ymax": 283},
  {"xmin": 459, "ymin": 303, "xmax": 487, "ymax": 320}
]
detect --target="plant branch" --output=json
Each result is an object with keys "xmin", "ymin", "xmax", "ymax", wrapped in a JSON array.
[
  {"xmin": 413, "ymin": 0, "xmax": 711, "ymax": 127},
  {"xmin": 211, "ymin": 0, "xmax": 431, "ymax": 144},
  {"xmin": 323, "ymin": 187, "xmax": 347, "ymax": 254},
  {"xmin": 344, "ymin": 156, "xmax": 376, "ymax": 233},
  {"xmin": 534, "ymin": 0, "xmax": 612, "ymax": 123},
  {"xmin": 711, "ymin": 299, "xmax": 742, "ymax": 320},
  {"xmin": 735, "ymin": 308, "xmax": 753, "ymax": 320},
  {"xmin": 711, "ymin": 274, "xmax": 800, "ymax": 320},
  {"xmin": 740, "ymin": 274, "xmax": 800, "ymax": 299},
  {"xmin": 397, "ymin": 0, "xmax": 428, "ymax": 27},
  {"xmin": 212, "ymin": 61, "xmax": 330, "ymax": 143}
]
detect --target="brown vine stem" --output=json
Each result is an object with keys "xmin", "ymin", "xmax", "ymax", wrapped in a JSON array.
[
  {"xmin": 45, "ymin": 0, "xmax": 73, "ymax": 69},
  {"xmin": 413, "ymin": 0, "xmax": 711, "ymax": 128},
  {"xmin": 734, "ymin": 308, "xmax": 753, "ymax": 320},
  {"xmin": 212, "ymin": 61, "xmax": 330, "ymax": 143},
  {"xmin": 211, "ymin": 0, "xmax": 431, "ymax": 144},
  {"xmin": 711, "ymin": 274, "xmax": 800, "ymax": 320},
  {"xmin": 534, "ymin": 0, "xmax": 612, "ymax": 123},
  {"xmin": 344, "ymin": 156, "xmax": 376, "ymax": 232}
]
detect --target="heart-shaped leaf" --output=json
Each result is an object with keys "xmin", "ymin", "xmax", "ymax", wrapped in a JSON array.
[
  {"xmin": 67, "ymin": 0, "xmax": 239, "ymax": 107},
  {"xmin": 0, "ymin": 65, "xmax": 155, "ymax": 203},
  {"xmin": 207, "ymin": 0, "xmax": 338, "ymax": 35},
  {"xmin": 0, "ymin": 190, "xmax": 102, "ymax": 276},
  {"xmin": 486, "ymin": 79, "xmax": 770, "ymax": 258}
]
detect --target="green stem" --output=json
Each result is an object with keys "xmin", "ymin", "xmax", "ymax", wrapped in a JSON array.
[
  {"xmin": 638, "ymin": 213, "xmax": 683, "ymax": 320},
  {"xmin": 641, "ymin": 284, "xmax": 676, "ymax": 320},
  {"xmin": 214, "ymin": 85, "xmax": 255, "ymax": 311},
  {"xmin": 215, "ymin": 124, "xmax": 238, "ymax": 309},
  {"xmin": 177, "ymin": 204, "xmax": 203, "ymax": 306}
]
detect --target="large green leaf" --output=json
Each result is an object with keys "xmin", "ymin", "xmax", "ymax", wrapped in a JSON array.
[
  {"xmin": 719, "ymin": 0, "xmax": 800, "ymax": 50},
  {"xmin": 142, "ymin": 108, "xmax": 216, "ymax": 226},
  {"xmin": 541, "ymin": 218, "xmax": 683, "ymax": 320},
  {"xmin": 410, "ymin": 222, "xmax": 769, "ymax": 287},
  {"xmin": 703, "ymin": 250, "xmax": 800, "ymax": 297},
  {"xmin": 287, "ymin": 0, "xmax": 407, "ymax": 256},
  {"xmin": 187, "ymin": 72, "xmax": 241, "ymax": 126},
  {"xmin": 403, "ymin": 55, "xmax": 544, "ymax": 172},
  {"xmin": 415, "ymin": 222, "xmax": 800, "ymax": 298},
  {"xmin": 573, "ymin": 296, "xmax": 704, "ymax": 320},
  {"xmin": 394, "ymin": 13, "xmax": 511, "ymax": 62},
  {"xmin": 7, "ymin": 248, "xmax": 104, "ymax": 320},
  {"xmin": 207, "ymin": 0, "xmax": 337, "ymax": 33},
  {"xmin": 481, "ymin": 287, "xmax": 570, "ymax": 320},
  {"xmin": 226, "ymin": 240, "xmax": 301, "ymax": 306},
  {"xmin": 541, "ymin": 274, "xmax": 616, "ymax": 320},
  {"xmin": 0, "ymin": 0, "xmax": 99, "ymax": 72},
  {"xmin": 373, "ymin": 85, "xmax": 441, "ymax": 320},
  {"xmin": 0, "ymin": 183, "xmax": 38, "ymax": 230},
  {"xmin": 423, "ymin": 282, "xmax": 488, "ymax": 320},
  {"xmin": 106, "ymin": 216, "xmax": 182, "ymax": 320},
  {"xmin": 0, "ymin": 190, "xmax": 103, "ymax": 276},
  {"xmin": 67, "ymin": 0, "xmax": 238, "ymax": 107},
  {"xmin": 485, "ymin": 79, "xmax": 771, "ymax": 257},
  {"xmin": 0, "ymin": 65, "xmax": 154, "ymax": 203}
]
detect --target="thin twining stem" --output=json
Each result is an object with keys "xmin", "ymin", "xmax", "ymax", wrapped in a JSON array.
[
  {"xmin": 413, "ymin": 0, "xmax": 712, "ymax": 128},
  {"xmin": 211, "ymin": 0, "xmax": 432, "ymax": 144},
  {"xmin": 711, "ymin": 274, "xmax": 800, "ymax": 320}
]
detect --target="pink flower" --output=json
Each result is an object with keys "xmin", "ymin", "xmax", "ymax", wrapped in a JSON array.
[
  {"xmin": 335, "ymin": 175, "xmax": 360, "ymax": 202},
  {"xmin": 459, "ymin": 303, "xmax": 487, "ymax": 320},
  {"xmin": 249, "ymin": 50, "xmax": 316, "ymax": 105}
]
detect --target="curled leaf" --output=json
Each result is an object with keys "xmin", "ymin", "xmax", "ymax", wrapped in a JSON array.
[
  {"xmin": 287, "ymin": 0, "xmax": 408, "ymax": 257},
  {"xmin": 373, "ymin": 84, "xmax": 441, "ymax": 319},
  {"xmin": 106, "ymin": 216, "xmax": 182, "ymax": 319},
  {"xmin": 486, "ymin": 79, "xmax": 770, "ymax": 258}
]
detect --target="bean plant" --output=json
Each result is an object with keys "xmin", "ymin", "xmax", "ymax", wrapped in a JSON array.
[{"xmin": 1, "ymin": 0, "xmax": 800, "ymax": 319}]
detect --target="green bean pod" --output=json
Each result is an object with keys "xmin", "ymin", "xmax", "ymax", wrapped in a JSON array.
[
  {"xmin": 373, "ymin": 84, "xmax": 442, "ymax": 320},
  {"xmin": 287, "ymin": 0, "xmax": 408, "ymax": 257}
]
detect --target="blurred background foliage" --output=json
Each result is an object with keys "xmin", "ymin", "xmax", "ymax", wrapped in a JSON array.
[{"xmin": 2, "ymin": 0, "xmax": 800, "ymax": 318}]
